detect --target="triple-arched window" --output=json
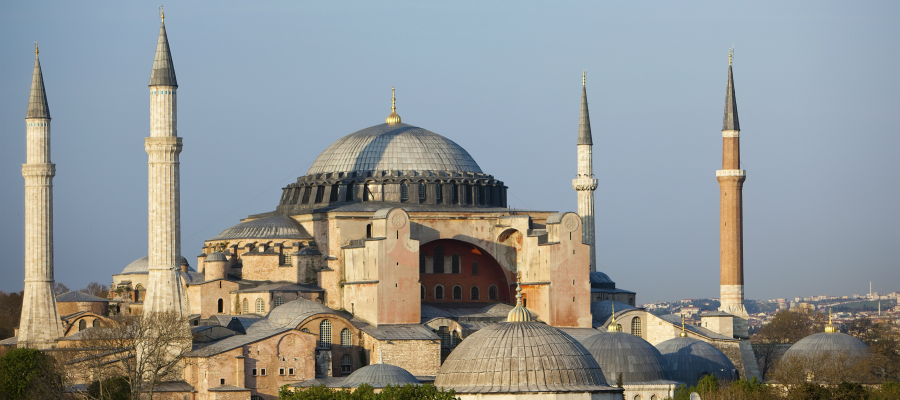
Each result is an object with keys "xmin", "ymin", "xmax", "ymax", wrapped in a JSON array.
[
  {"xmin": 452, "ymin": 285, "xmax": 462, "ymax": 300},
  {"xmin": 470, "ymin": 286, "xmax": 480, "ymax": 300},
  {"xmin": 341, "ymin": 328, "xmax": 351, "ymax": 348},
  {"xmin": 319, "ymin": 320, "xmax": 332, "ymax": 349},
  {"xmin": 255, "ymin": 298, "xmax": 265, "ymax": 314}
]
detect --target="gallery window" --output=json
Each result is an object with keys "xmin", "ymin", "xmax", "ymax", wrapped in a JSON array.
[
  {"xmin": 319, "ymin": 320, "xmax": 332, "ymax": 349},
  {"xmin": 452, "ymin": 285, "xmax": 462, "ymax": 300},
  {"xmin": 341, "ymin": 328, "xmax": 352, "ymax": 348},
  {"xmin": 470, "ymin": 286, "xmax": 480, "ymax": 301},
  {"xmin": 435, "ymin": 285, "xmax": 444, "ymax": 300},
  {"xmin": 341, "ymin": 354, "xmax": 353, "ymax": 374}
]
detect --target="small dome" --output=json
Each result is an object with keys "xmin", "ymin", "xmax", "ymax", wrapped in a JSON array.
[
  {"xmin": 266, "ymin": 298, "xmax": 332, "ymax": 327},
  {"xmin": 435, "ymin": 321, "xmax": 612, "ymax": 393},
  {"xmin": 344, "ymin": 364, "xmax": 419, "ymax": 387},
  {"xmin": 784, "ymin": 332, "xmax": 869, "ymax": 360},
  {"xmin": 582, "ymin": 331, "xmax": 671, "ymax": 384},
  {"xmin": 205, "ymin": 252, "xmax": 228, "ymax": 262},
  {"xmin": 655, "ymin": 337, "xmax": 736, "ymax": 387},
  {"xmin": 120, "ymin": 256, "xmax": 191, "ymax": 275},
  {"xmin": 210, "ymin": 215, "xmax": 310, "ymax": 241}
]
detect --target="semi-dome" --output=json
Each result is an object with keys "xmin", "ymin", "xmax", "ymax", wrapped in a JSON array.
[
  {"xmin": 343, "ymin": 363, "xmax": 419, "ymax": 388},
  {"xmin": 266, "ymin": 298, "xmax": 332, "ymax": 327},
  {"xmin": 210, "ymin": 215, "xmax": 311, "ymax": 241},
  {"xmin": 307, "ymin": 123, "xmax": 481, "ymax": 175},
  {"xmin": 120, "ymin": 255, "xmax": 192, "ymax": 275},
  {"xmin": 655, "ymin": 337, "xmax": 736, "ymax": 386},
  {"xmin": 205, "ymin": 252, "xmax": 228, "ymax": 262},
  {"xmin": 435, "ymin": 321, "xmax": 614, "ymax": 394},
  {"xmin": 783, "ymin": 332, "xmax": 869, "ymax": 360},
  {"xmin": 582, "ymin": 331, "xmax": 672, "ymax": 384}
]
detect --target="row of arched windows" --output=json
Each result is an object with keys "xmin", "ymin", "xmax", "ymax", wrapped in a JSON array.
[
  {"xmin": 421, "ymin": 247, "xmax": 480, "ymax": 274},
  {"xmin": 77, "ymin": 319, "xmax": 100, "ymax": 331},
  {"xmin": 283, "ymin": 180, "xmax": 504, "ymax": 207},
  {"xmin": 241, "ymin": 298, "xmax": 267, "ymax": 314},
  {"xmin": 422, "ymin": 284, "xmax": 498, "ymax": 301}
]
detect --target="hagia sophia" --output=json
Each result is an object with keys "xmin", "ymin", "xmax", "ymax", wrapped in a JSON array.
[{"xmin": 4, "ymin": 10, "xmax": 871, "ymax": 400}]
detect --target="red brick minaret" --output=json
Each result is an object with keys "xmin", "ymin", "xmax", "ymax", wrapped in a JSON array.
[{"xmin": 717, "ymin": 49, "xmax": 748, "ymax": 322}]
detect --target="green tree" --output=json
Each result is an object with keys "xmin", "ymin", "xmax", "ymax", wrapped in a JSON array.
[
  {"xmin": 0, "ymin": 348, "xmax": 67, "ymax": 400},
  {"xmin": 279, "ymin": 383, "xmax": 458, "ymax": 400}
]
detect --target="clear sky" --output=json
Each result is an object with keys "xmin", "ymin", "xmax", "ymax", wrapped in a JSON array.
[{"xmin": 1, "ymin": 1, "xmax": 897, "ymax": 304}]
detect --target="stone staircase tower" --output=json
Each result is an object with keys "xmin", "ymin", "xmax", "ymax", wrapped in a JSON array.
[
  {"xmin": 572, "ymin": 72, "xmax": 598, "ymax": 271},
  {"xmin": 19, "ymin": 44, "xmax": 64, "ymax": 348}
]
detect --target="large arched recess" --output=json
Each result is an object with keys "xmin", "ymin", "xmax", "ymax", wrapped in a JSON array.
[{"xmin": 419, "ymin": 239, "xmax": 512, "ymax": 304}]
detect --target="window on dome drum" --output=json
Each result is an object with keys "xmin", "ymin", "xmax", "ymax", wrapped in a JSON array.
[
  {"xmin": 631, "ymin": 317, "xmax": 642, "ymax": 338},
  {"xmin": 255, "ymin": 298, "xmax": 265, "ymax": 314},
  {"xmin": 421, "ymin": 284, "xmax": 426, "ymax": 300},
  {"xmin": 319, "ymin": 320, "xmax": 332, "ymax": 348},
  {"xmin": 489, "ymin": 285, "xmax": 498, "ymax": 300},
  {"xmin": 471, "ymin": 261, "xmax": 479, "ymax": 275},
  {"xmin": 452, "ymin": 183, "xmax": 459, "ymax": 204},
  {"xmin": 400, "ymin": 182, "xmax": 409, "ymax": 202},
  {"xmin": 436, "ymin": 184, "xmax": 443, "ymax": 204},
  {"xmin": 243, "ymin": 298, "xmax": 249, "ymax": 314},
  {"xmin": 275, "ymin": 296, "xmax": 285, "ymax": 307},
  {"xmin": 314, "ymin": 185, "xmax": 325, "ymax": 203},
  {"xmin": 480, "ymin": 186, "xmax": 487, "ymax": 205},
  {"xmin": 346, "ymin": 182, "xmax": 355, "ymax": 201},
  {"xmin": 329, "ymin": 184, "xmax": 339, "ymax": 202},
  {"xmin": 92, "ymin": 320, "xmax": 100, "ymax": 328},
  {"xmin": 364, "ymin": 183, "xmax": 374, "ymax": 201},
  {"xmin": 79, "ymin": 320, "xmax": 87, "ymax": 331},
  {"xmin": 435, "ymin": 285, "xmax": 444, "ymax": 300},
  {"xmin": 301, "ymin": 187, "xmax": 311, "ymax": 204},
  {"xmin": 341, "ymin": 354, "xmax": 353, "ymax": 374},
  {"xmin": 433, "ymin": 247, "xmax": 444, "ymax": 273},
  {"xmin": 217, "ymin": 298, "xmax": 224, "ymax": 313},
  {"xmin": 453, "ymin": 285, "xmax": 462, "ymax": 300},
  {"xmin": 451, "ymin": 253, "xmax": 460, "ymax": 273},
  {"xmin": 471, "ymin": 286, "xmax": 480, "ymax": 300},
  {"xmin": 419, "ymin": 182, "xmax": 427, "ymax": 202},
  {"xmin": 341, "ymin": 328, "xmax": 351, "ymax": 348}
]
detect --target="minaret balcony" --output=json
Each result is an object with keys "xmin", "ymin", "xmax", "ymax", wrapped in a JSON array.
[
  {"xmin": 572, "ymin": 177, "xmax": 598, "ymax": 191},
  {"xmin": 715, "ymin": 169, "xmax": 746, "ymax": 177}
]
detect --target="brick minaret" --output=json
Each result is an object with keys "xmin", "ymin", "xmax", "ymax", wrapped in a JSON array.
[
  {"xmin": 572, "ymin": 72, "xmax": 598, "ymax": 271},
  {"xmin": 143, "ymin": 9, "xmax": 187, "ymax": 316},
  {"xmin": 19, "ymin": 44, "xmax": 64, "ymax": 348},
  {"xmin": 717, "ymin": 51, "xmax": 748, "ymax": 319}
]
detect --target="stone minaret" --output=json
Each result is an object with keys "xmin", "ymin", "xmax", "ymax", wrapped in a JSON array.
[
  {"xmin": 143, "ymin": 10, "xmax": 186, "ymax": 316},
  {"xmin": 19, "ymin": 44, "xmax": 64, "ymax": 348},
  {"xmin": 717, "ymin": 50, "xmax": 748, "ymax": 319},
  {"xmin": 572, "ymin": 72, "xmax": 598, "ymax": 271}
]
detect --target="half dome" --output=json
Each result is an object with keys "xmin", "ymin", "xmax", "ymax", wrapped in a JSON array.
[
  {"xmin": 582, "ymin": 331, "xmax": 672, "ymax": 384},
  {"xmin": 655, "ymin": 337, "xmax": 736, "ymax": 386},
  {"xmin": 307, "ymin": 123, "xmax": 482, "ymax": 175},
  {"xmin": 210, "ymin": 215, "xmax": 311, "ymax": 241},
  {"xmin": 783, "ymin": 332, "xmax": 869, "ymax": 360},
  {"xmin": 120, "ymin": 255, "xmax": 191, "ymax": 275}
]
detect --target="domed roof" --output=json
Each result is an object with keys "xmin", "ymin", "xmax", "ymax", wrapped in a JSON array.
[
  {"xmin": 343, "ymin": 363, "xmax": 419, "ymax": 388},
  {"xmin": 210, "ymin": 215, "xmax": 310, "ymax": 241},
  {"xmin": 581, "ymin": 331, "xmax": 672, "ymax": 384},
  {"xmin": 120, "ymin": 256, "xmax": 192, "ymax": 275},
  {"xmin": 266, "ymin": 298, "xmax": 332, "ymax": 327},
  {"xmin": 784, "ymin": 332, "xmax": 869, "ymax": 360},
  {"xmin": 434, "ymin": 321, "xmax": 613, "ymax": 393},
  {"xmin": 306, "ymin": 123, "xmax": 482, "ymax": 175},
  {"xmin": 655, "ymin": 337, "xmax": 736, "ymax": 386},
  {"xmin": 205, "ymin": 252, "xmax": 228, "ymax": 262},
  {"xmin": 591, "ymin": 300, "xmax": 636, "ymax": 325}
]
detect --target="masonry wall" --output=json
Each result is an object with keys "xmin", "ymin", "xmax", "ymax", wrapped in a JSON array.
[
  {"xmin": 362, "ymin": 332, "xmax": 441, "ymax": 376},
  {"xmin": 58, "ymin": 301, "xmax": 107, "ymax": 316}
]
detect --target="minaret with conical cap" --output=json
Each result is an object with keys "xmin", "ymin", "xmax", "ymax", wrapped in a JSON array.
[
  {"xmin": 572, "ymin": 72, "xmax": 598, "ymax": 271},
  {"xmin": 19, "ymin": 44, "xmax": 64, "ymax": 348},
  {"xmin": 717, "ymin": 49, "xmax": 749, "ymax": 324},
  {"xmin": 143, "ymin": 8, "xmax": 187, "ymax": 316}
]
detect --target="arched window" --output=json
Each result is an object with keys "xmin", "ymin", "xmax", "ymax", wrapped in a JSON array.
[
  {"xmin": 418, "ymin": 182, "xmax": 427, "ymax": 202},
  {"xmin": 255, "ymin": 298, "xmax": 265, "ymax": 314},
  {"xmin": 92, "ymin": 319, "xmax": 100, "ymax": 328},
  {"xmin": 400, "ymin": 182, "xmax": 409, "ymax": 202},
  {"xmin": 274, "ymin": 296, "xmax": 285, "ymax": 307},
  {"xmin": 134, "ymin": 285, "xmax": 145, "ymax": 302},
  {"xmin": 364, "ymin": 183, "xmax": 374, "ymax": 201},
  {"xmin": 436, "ymin": 183, "xmax": 443, "ymax": 204},
  {"xmin": 452, "ymin": 182, "xmax": 459, "ymax": 204},
  {"xmin": 651, "ymin": 396, "xmax": 660, "ymax": 400},
  {"xmin": 79, "ymin": 320, "xmax": 87, "ymax": 331},
  {"xmin": 452, "ymin": 285, "xmax": 462, "ymax": 300},
  {"xmin": 319, "ymin": 320, "xmax": 332, "ymax": 349},
  {"xmin": 301, "ymin": 186, "xmax": 312, "ymax": 204},
  {"xmin": 341, "ymin": 354, "xmax": 353, "ymax": 374},
  {"xmin": 366, "ymin": 224, "xmax": 372, "ymax": 238},
  {"xmin": 631, "ymin": 317, "xmax": 642, "ymax": 338},
  {"xmin": 435, "ymin": 285, "xmax": 444, "ymax": 300},
  {"xmin": 489, "ymin": 285, "xmax": 498, "ymax": 300},
  {"xmin": 465, "ymin": 185, "xmax": 473, "ymax": 204},
  {"xmin": 438, "ymin": 326, "xmax": 451, "ymax": 348},
  {"xmin": 217, "ymin": 298, "xmax": 224, "ymax": 313},
  {"xmin": 433, "ymin": 246, "xmax": 444, "ymax": 273},
  {"xmin": 617, "ymin": 324, "xmax": 623, "ymax": 332},
  {"xmin": 242, "ymin": 298, "xmax": 249, "ymax": 314},
  {"xmin": 346, "ymin": 182, "xmax": 355, "ymax": 202},
  {"xmin": 341, "ymin": 328, "xmax": 352, "ymax": 348},
  {"xmin": 451, "ymin": 253, "xmax": 460, "ymax": 273},
  {"xmin": 471, "ymin": 286, "xmax": 480, "ymax": 300},
  {"xmin": 471, "ymin": 261, "xmax": 479, "ymax": 275},
  {"xmin": 421, "ymin": 285, "xmax": 426, "ymax": 300},
  {"xmin": 314, "ymin": 185, "xmax": 325, "ymax": 203},
  {"xmin": 633, "ymin": 395, "xmax": 643, "ymax": 400},
  {"xmin": 479, "ymin": 185, "xmax": 486, "ymax": 205}
]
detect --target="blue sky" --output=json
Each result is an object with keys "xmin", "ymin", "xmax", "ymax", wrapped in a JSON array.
[{"xmin": 1, "ymin": 1, "xmax": 897, "ymax": 303}]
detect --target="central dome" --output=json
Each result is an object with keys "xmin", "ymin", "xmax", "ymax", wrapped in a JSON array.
[{"xmin": 307, "ymin": 123, "xmax": 482, "ymax": 175}]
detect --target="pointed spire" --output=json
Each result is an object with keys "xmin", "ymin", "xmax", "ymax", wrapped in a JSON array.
[
  {"xmin": 26, "ymin": 43, "xmax": 50, "ymax": 119},
  {"xmin": 825, "ymin": 306, "xmax": 837, "ymax": 333},
  {"xmin": 679, "ymin": 313, "xmax": 687, "ymax": 337},
  {"xmin": 506, "ymin": 271, "xmax": 532, "ymax": 322},
  {"xmin": 722, "ymin": 48, "xmax": 739, "ymax": 131},
  {"xmin": 149, "ymin": 8, "xmax": 178, "ymax": 87},
  {"xmin": 607, "ymin": 302, "xmax": 620, "ymax": 332},
  {"xmin": 385, "ymin": 87, "xmax": 401, "ymax": 125},
  {"xmin": 577, "ymin": 71, "xmax": 592, "ymax": 145}
]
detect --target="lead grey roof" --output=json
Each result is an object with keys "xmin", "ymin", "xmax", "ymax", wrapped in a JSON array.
[
  {"xmin": 306, "ymin": 123, "xmax": 482, "ymax": 175},
  {"xmin": 184, "ymin": 327, "xmax": 292, "ymax": 357},
  {"xmin": 267, "ymin": 298, "xmax": 333, "ymax": 327},
  {"xmin": 205, "ymin": 252, "xmax": 228, "ymax": 262},
  {"xmin": 578, "ymin": 84, "xmax": 592, "ymax": 145},
  {"xmin": 784, "ymin": 332, "xmax": 870, "ymax": 360},
  {"xmin": 210, "ymin": 215, "xmax": 311, "ymax": 241},
  {"xmin": 26, "ymin": 54, "xmax": 50, "ymax": 119},
  {"xmin": 343, "ymin": 364, "xmax": 420, "ymax": 387},
  {"xmin": 581, "ymin": 331, "xmax": 673, "ymax": 384},
  {"xmin": 56, "ymin": 291, "xmax": 109, "ymax": 303},
  {"xmin": 591, "ymin": 300, "xmax": 636, "ymax": 327},
  {"xmin": 658, "ymin": 314, "xmax": 733, "ymax": 340},
  {"xmin": 119, "ymin": 255, "xmax": 192, "ymax": 275},
  {"xmin": 149, "ymin": 21, "xmax": 177, "ymax": 87},
  {"xmin": 356, "ymin": 324, "xmax": 438, "ymax": 341},
  {"xmin": 722, "ymin": 64, "xmax": 739, "ymax": 131},
  {"xmin": 655, "ymin": 336, "xmax": 736, "ymax": 387},
  {"xmin": 434, "ymin": 321, "xmax": 615, "ymax": 393}
]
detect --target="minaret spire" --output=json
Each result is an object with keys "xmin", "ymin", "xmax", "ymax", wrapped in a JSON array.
[
  {"xmin": 723, "ymin": 48, "xmax": 739, "ymax": 132},
  {"xmin": 573, "ymin": 72, "xmax": 598, "ymax": 271},
  {"xmin": 149, "ymin": 8, "xmax": 177, "ymax": 87},
  {"xmin": 19, "ymin": 46, "xmax": 64, "ymax": 348}
]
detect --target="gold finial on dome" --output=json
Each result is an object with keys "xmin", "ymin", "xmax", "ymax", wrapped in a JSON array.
[
  {"xmin": 507, "ymin": 271, "xmax": 532, "ymax": 322},
  {"xmin": 825, "ymin": 306, "xmax": 837, "ymax": 333},
  {"xmin": 385, "ymin": 86, "xmax": 401, "ymax": 125},
  {"xmin": 607, "ymin": 302, "xmax": 621, "ymax": 332},
  {"xmin": 680, "ymin": 313, "xmax": 687, "ymax": 337}
]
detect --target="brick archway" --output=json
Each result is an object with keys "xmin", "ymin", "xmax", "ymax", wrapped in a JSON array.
[{"xmin": 419, "ymin": 239, "xmax": 512, "ymax": 303}]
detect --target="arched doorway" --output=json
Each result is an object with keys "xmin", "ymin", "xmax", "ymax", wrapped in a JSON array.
[{"xmin": 418, "ymin": 239, "xmax": 512, "ymax": 304}]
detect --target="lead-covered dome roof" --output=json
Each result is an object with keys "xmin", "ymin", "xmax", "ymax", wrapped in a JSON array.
[
  {"xmin": 307, "ymin": 123, "xmax": 482, "ymax": 175},
  {"xmin": 120, "ymin": 255, "xmax": 191, "ymax": 275},
  {"xmin": 210, "ymin": 215, "xmax": 311, "ymax": 241},
  {"xmin": 655, "ymin": 337, "xmax": 736, "ymax": 387},
  {"xmin": 581, "ymin": 331, "xmax": 672, "ymax": 384},
  {"xmin": 267, "ymin": 298, "xmax": 332, "ymax": 327},
  {"xmin": 343, "ymin": 364, "xmax": 420, "ymax": 388},
  {"xmin": 784, "ymin": 332, "xmax": 869, "ymax": 360},
  {"xmin": 434, "ymin": 321, "xmax": 613, "ymax": 393}
]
